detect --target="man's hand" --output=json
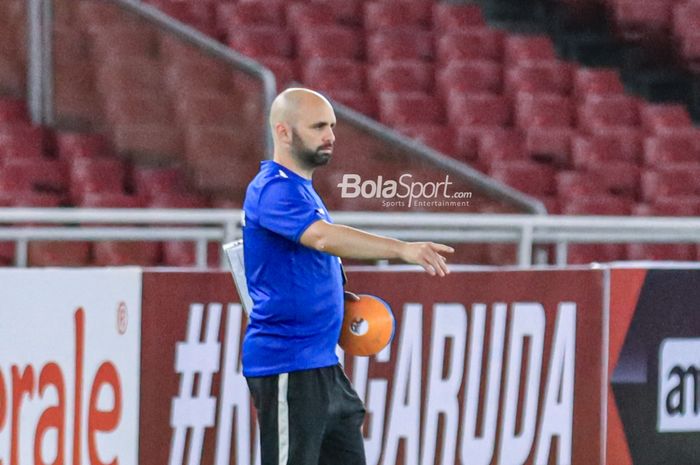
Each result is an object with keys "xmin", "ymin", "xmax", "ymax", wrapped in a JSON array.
[
  {"xmin": 344, "ymin": 290, "xmax": 361, "ymax": 302},
  {"xmin": 399, "ymin": 242, "xmax": 454, "ymax": 277}
]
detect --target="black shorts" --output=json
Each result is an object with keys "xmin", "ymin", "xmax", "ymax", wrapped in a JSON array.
[{"xmin": 246, "ymin": 364, "xmax": 367, "ymax": 465}]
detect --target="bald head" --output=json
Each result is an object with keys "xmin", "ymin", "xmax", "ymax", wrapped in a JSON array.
[
  {"xmin": 268, "ymin": 88, "xmax": 337, "ymax": 175},
  {"xmin": 269, "ymin": 88, "xmax": 333, "ymax": 129}
]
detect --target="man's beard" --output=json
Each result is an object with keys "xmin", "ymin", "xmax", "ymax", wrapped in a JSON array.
[{"xmin": 291, "ymin": 129, "xmax": 332, "ymax": 169}]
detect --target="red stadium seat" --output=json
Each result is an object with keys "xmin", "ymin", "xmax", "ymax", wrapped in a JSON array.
[
  {"xmin": 368, "ymin": 61, "xmax": 433, "ymax": 93},
  {"xmin": 133, "ymin": 165, "xmax": 187, "ymax": 199},
  {"xmin": 363, "ymin": 2, "xmax": 431, "ymax": 31},
  {"xmin": 296, "ymin": 27, "xmax": 364, "ymax": 60},
  {"xmin": 0, "ymin": 98, "xmax": 28, "ymax": 123},
  {"xmin": 0, "ymin": 137, "xmax": 43, "ymax": 162},
  {"xmin": 286, "ymin": 3, "xmax": 337, "ymax": 30},
  {"xmin": 321, "ymin": 0, "xmax": 364, "ymax": 24},
  {"xmin": 504, "ymin": 60, "xmax": 573, "ymax": 95},
  {"xmin": 395, "ymin": 124, "xmax": 455, "ymax": 154},
  {"xmin": 639, "ymin": 103, "xmax": 693, "ymax": 134},
  {"xmin": 503, "ymin": 35, "xmax": 556, "ymax": 65},
  {"xmin": 578, "ymin": 94, "xmax": 639, "ymax": 132},
  {"xmin": 227, "ymin": 26, "xmax": 294, "ymax": 58},
  {"xmin": 432, "ymin": 3, "xmax": 485, "ymax": 31},
  {"xmin": 0, "ymin": 125, "xmax": 45, "ymax": 156},
  {"xmin": 301, "ymin": 58, "xmax": 366, "ymax": 93},
  {"xmin": 567, "ymin": 244, "xmax": 626, "ymax": 264},
  {"xmin": 583, "ymin": 127, "xmax": 644, "ymax": 161},
  {"xmin": 627, "ymin": 243, "xmax": 695, "ymax": 261},
  {"xmin": 148, "ymin": 192, "xmax": 210, "ymax": 208},
  {"xmin": 146, "ymin": 0, "xmax": 199, "ymax": 26},
  {"xmin": 649, "ymin": 196, "xmax": 700, "ymax": 215},
  {"xmin": 436, "ymin": 29, "xmax": 504, "ymax": 63},
  {"xmin": 211, "ymin": 195, "xmax": 243, "ymax": 209},
  {"xmin": 525, "ymin": 127, "xmax": 575, "ymax": 166},
  {"xmin": 367, "ymin": 30, "xmax": 434, "ymax": 63},
  {"xmin": 80, "ymin": 192, "xmax": 144, "ymax": 208},
  {"xmin": 640, "ymin": 167, "xmax": 700, "ymax": 200},
  {"xmin": 572, "ymin": 133, "xmax": 641, "ymax": 168},
  {"xmin": 12, "ymin": 191, "xmax": 63, "ymax": 207},
  {"xmin": 586, "ymin": 161, "xmax": 641, "ymax": 197},
  {"xmin": 515, "ymin": 93, "xmax": 573, "ymax": 128},
  {"xmin": 555, "ymin": 171, "xmax": 609, "ymax": 200},
  {"xmin": 643, "ymin": 131, "xmax": 700, "ymax": 166},
  {"xmin": 451, "ymin": 126, "xmax": 480, "ymax": 162},
  {"xmin": 573, "ymin": 68, "xmax": 625, "ymax": 99},
  {"xmin": 161, "ymin": 241, "xmax": 220, "ymax": 268},
  {"xmin": 29, "ymin": 242, "xmax": 91, "ymax": 267},
  {"xmin": 257, "ymin": 57, "xmax": 297, "ymax": 89},
  {"xmin": 477, "ymin": 129, "xmax": 527, "ymax": 167},
  {"xmin": 326, "ymin": 90, "xmax": 377, "ymax": 117},
  {"xmin": 55, "ymin": 132, "xmax": 110, "ymax": 161},
  {"xmin": 447, "ymin": 93, "xmax": 511, "ymax": 128},
  {"xmin": 79, "ymin": 192, "xmax": 159, "ymax": 267},
  {"xmin": 562, "ymin": 194, "xmax": 633, "ymax": 215},
  {"xmin": 674, "ymin": 5, "xmax": 700, "ymax": 69},
  {"xmin": 489, "ymin": 161, "xmax": 556, "ymax": 196},
  {"xmin": 69, "ymin": 157, "xmax": 126, "ymax": 203},
  {"xmin": 436, "ymin": 60, "xmax": 502, "ymax": 96},
  {"xmin": 673, "ymin": 1, "xmax": 700, "ymax": 39},
  {"xmin": 612, "ymin": 0, "xmax": 673, "ymax": 42},
  {"xmin": 92, "ymin": 241, "xmax": 161, "ymax": 266},
  {"xmin": 377, "ymin": 92, "xmax": 444, "ymax": 126},
  {"xmin": 216, "ymin": 1, "xmax": 284, "ymax": 33},
  {"xmin": 0, "ymin": 159, "xmax": 67, "ymax": 193}
]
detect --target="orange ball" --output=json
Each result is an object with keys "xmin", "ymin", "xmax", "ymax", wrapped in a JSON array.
[{"xmin": 339, "ymin": 294, "xmax": 395, "ymax": 356}]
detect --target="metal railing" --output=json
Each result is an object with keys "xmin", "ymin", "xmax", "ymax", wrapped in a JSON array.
[{"xmin": 3, "ymin": 208, "xmax": 700, "ymax": 268}]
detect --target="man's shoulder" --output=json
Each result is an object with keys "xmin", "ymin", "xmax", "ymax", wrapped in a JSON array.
[{"xmin": 244, "ymin": 168, "xmax": 310, "ymax": 215}]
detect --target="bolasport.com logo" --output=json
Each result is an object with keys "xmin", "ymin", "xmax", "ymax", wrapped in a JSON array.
[{"xmin": 337, "ymin": 173, "xmax": 472, "ymax": 208}]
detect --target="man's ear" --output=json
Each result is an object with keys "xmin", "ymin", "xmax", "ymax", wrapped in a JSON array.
[{"xmin": 275, "ymin": 122, "xmax": 291, "ymax": 143}]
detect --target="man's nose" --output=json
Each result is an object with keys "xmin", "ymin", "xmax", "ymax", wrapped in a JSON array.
[{"xmin": 324, "ymin": 127, "xmax": 335, "ymax": 144}]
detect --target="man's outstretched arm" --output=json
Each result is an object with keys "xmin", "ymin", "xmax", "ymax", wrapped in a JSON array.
[{"xmin": 300, "ymin": 220, "xmax": 454, "ymax": 277}]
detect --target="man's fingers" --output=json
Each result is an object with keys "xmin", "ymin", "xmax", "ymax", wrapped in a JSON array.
[
  {"xmin": 431, "ymin": 243, "xmax": 455, "ymax": 254},
  {"xmin": 434, "ymin": 256, "xmax": 449, "ymax": 276},
  {"xmin": 426, "ymin": 253, "xmax": 447, "ymax": 277}
]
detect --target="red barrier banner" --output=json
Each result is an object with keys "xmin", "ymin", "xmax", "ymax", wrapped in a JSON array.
[{"xmin": 139, "ymin": 269, "xmax": 605, "ymax": 465}]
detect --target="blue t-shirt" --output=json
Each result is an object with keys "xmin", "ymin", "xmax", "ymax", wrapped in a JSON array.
[{"xmin": 241, "ymin": 160, "xmax": 344, "ymax": 377}]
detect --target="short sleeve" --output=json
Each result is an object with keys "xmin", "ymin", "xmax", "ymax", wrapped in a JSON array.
[{"xmin": 257, "ymin": 179, "xmax": 325, "ymax": 242}]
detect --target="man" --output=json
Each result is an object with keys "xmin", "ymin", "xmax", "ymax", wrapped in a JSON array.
[{"xmin": 242, "ymin": 88, "xmax": 453, "ymax": 465}]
